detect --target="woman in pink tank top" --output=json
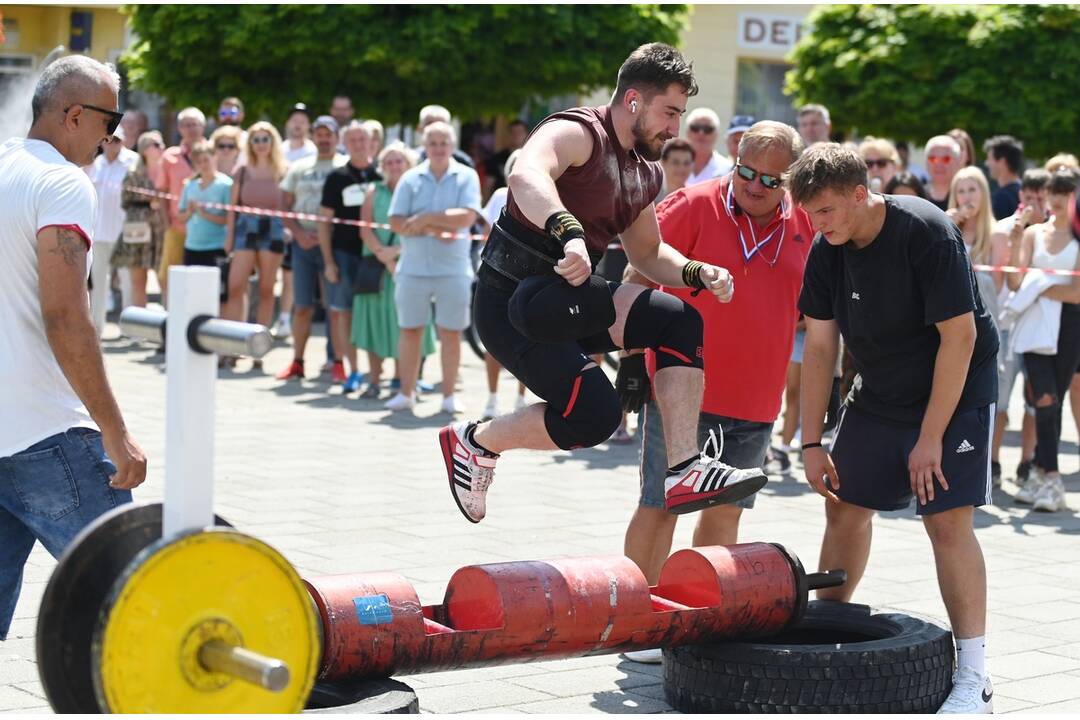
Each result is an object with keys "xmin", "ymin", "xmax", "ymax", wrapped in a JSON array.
[{"xmin": 222, "ymin": 121, "xmax": 289, "ymax": 369}]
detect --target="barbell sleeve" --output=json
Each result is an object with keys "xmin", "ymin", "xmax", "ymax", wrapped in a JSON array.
[{"xmin": 197, "ymin": 640, "xmax": 290, "ymax": 692}]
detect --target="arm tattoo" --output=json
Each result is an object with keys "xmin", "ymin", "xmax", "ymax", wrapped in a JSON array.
[{"xmin": 51, "ymin": 228, "xmax": 86, "ymax": 267}]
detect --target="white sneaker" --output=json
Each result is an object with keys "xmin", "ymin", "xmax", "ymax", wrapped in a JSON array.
[
  {"xmin": 271, "ymin": 314, "xmax": 292, "ymax": 340},
  {"xmin": 384, "ymin": 392, "xmax": 416, "ymax": 411},
  {"xmin": 481, "ymin": 396, "xmax": 499, "ymax": 422},
  {"xmin": 623, "ymin": 648, "xmax": 663, "ymax": 664},
  {"xmin": 937, "ymin": 666, "xmax": 993, "ymax": 713},
  {"xmin": 663, "ymin": 429, "xmax": 768, "ymax": 514},
  {"xmin": 1015, "ymin": 470, "xmax": 1044, "ymax": 505},
  {"xmin": 439, "ymin": 421, "xmax": 499, "ymax": 523},
  {"xmin": 1033, "ymin": 476, "xmax": 1065, "ymax": 512},
  {"xmin": 441, "ymin": 395, "xmax": 465, "ymax": 414}
]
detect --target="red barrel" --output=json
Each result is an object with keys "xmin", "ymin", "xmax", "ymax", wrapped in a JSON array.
[{"xmin": 306, "ymin": 542, "xmax": 806, "ymax": 680}]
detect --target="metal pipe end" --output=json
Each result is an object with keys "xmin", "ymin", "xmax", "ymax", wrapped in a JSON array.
[{"xmin": 805, "ymin": 569, "xmax": 847, "ymax": 590}]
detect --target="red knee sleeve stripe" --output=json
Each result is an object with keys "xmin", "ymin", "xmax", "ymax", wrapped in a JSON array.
[
  {"xmin": 658, "ymin": 345, "xmax": 691, "ymax": 364},
  {"xmin": 563, "ymin": 375, "xmax": 583, "ymax": 418}
]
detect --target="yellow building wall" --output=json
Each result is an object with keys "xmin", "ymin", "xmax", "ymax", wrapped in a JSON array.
[
  {"xmin": 1, "ymin": 5, "xmax": 126, "ymax": 67},
  {"xmin": 680, "ymin": 4, "xmax": 813, "ymax": 124}
]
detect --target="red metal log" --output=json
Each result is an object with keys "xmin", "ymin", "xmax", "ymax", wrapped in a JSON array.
[{"xmin": 306, "ymin": 542, "xmax": 807, "ymax": 680}]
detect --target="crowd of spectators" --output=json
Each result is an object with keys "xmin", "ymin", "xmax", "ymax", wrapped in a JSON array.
[{"xmin": 89, "ymin": 94, "xmax": 1080, "ymax": 512}]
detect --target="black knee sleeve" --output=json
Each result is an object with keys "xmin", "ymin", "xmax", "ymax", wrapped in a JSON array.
[
  {"xmin": 622, "ymin": 289, "xmax": 704, "ymax": 370},
  {"xmin": 543, "ymin": 364, "xmax": 622, "ymax": 450}
]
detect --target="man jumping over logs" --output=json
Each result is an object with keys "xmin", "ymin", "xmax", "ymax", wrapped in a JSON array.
[{"xmin": 439, "ymin": 44, "xmax": 768, "ymax": 523}]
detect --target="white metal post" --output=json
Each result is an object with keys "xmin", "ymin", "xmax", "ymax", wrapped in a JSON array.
[{"xmin": 162, "ymin": 266, "xmax": 220, "ymax": 538}]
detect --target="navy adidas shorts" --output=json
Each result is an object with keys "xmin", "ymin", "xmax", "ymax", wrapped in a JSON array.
[{"xmin": 828, "ymin": 403, "xmax": 994, "ymax": 516}]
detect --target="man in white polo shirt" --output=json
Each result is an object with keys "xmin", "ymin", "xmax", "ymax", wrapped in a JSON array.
[{"xmin": 0, "ymin": 55, "xmax": 147, "ymax": 640}]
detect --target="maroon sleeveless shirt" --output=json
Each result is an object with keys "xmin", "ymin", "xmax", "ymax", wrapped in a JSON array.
[{"xmin": 506, "ymin": 105, "xmax": 664, "ymax": 256}]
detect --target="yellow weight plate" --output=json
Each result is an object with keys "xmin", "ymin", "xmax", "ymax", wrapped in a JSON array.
[{"xmin": 92, "ymin": 528, "xmax": 320, "ymax": 713}]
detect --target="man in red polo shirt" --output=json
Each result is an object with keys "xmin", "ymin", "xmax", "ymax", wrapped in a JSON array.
[{"xmin": 621, "ymin": 122, "xmax": 813, "ymax": 660}]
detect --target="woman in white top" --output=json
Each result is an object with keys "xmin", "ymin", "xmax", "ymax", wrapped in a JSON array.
[{"xmin": 1005, "ymin": 169, "xmax": 1080, "ymax": 511}]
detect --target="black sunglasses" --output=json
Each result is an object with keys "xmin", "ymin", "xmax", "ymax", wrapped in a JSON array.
[
  {"xmin": 865, "ymin": 159, "xmax": 892, "ymax": 169},
  {"xmin": 688, "ymin": 124, "xmax": 716, "ymax": 134},
  {"xmin": 64, "ymin": 103, "xmax": 125, "ymax": 136},
  {"xmin": 735, "ymin": 163, "xmax": 783, "ymax": 190}
]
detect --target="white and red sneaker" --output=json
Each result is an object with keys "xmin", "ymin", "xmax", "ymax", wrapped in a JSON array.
[
  {"xmin": 439, "ymin": 422, "xmax": 499, "ymax": 523},
  {"xmin": 664, "ymin": 429, "xmax": 768, "ymax": 514}
]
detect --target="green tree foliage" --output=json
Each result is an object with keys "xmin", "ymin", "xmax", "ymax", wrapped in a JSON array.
[
  {"xmin": 786, "ymin": 4, "xmax": 1080, "ymax": 159},
  {"xmin": 121, "ymin": 4, "xmax": 688, "ymax": 125}
]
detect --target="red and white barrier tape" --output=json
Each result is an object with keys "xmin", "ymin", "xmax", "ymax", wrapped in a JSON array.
[
  {"xmin": 121, "ymin": 185, "xmax": 490, "ymax": 241},
  {"xmin": 972, "ymin": 263, "xmax": 1080, "ymax": 277}
]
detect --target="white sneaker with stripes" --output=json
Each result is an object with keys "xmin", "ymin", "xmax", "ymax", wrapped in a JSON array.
[
  {"xmin": 664, "ymin": 429, "xmax": 768, "ymax": 515},
  {"xmin": 439, "ymin": 421, "xmax": 499, "ymax": 523}
]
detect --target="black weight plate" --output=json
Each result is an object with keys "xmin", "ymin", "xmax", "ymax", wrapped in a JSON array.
[{"xmin": 36, "ymin": 502, "xmax": 231, "ymax": 713}]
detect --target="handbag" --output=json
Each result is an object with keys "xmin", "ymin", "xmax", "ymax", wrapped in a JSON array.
[
  {"xmin": 352, "ymin": 229, "xmax": 396, "ymax": 295},
  {"xmin": 122, "ymin": 221, "xmax": 152, "ymax": 244},
  {"xmin": 352, "ymin": 254, "xmax": 385, "ymax": 295}
]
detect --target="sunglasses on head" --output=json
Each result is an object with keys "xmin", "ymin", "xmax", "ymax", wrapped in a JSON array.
[
  {"xmin": 65, "ymin": 103, "xmax": 124, "ymax": 136},
  {"xmin": 865, "ymin": 159, "xmax": 891, "ymax": 169},
  {"xmin": 735, "ymin": 163, "xmax": 783, "ymax": 190},
  {"xmin": 215, "ymin": 143, "xmax": 238, "ymax": 151},
  {"xmin": 688, "ymin": 124, "xmax": 716, "ymax": 134}
]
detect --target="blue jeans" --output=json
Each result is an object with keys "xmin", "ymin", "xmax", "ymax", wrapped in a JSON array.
[{"xmin": 0, "ymin": 428, "xmax": 132, "ymax": 639}]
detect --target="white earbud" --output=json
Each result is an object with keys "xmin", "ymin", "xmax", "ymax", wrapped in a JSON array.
[{"xmin": 630, "ymin": 100, "xmax": 637, "ymax": 114}]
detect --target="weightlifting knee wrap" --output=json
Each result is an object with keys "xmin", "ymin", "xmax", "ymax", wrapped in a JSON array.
[
  {"xmin": 622, "ymin": 289, "xmax": 704, "ymax": 371},
  {"xmin": 543, "ymin": 364, "xmax": 622, "ymax": 450}
]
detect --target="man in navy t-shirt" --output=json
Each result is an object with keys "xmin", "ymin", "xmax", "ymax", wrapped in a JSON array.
[{"xmin": 789, "ymin": 143, "xmax": 998, "ymax": 714}]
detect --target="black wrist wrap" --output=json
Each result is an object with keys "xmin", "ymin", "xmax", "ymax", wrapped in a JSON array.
[
  {"xmin": 545, "ymin": 211, "xmax": 586, "ymax": 247},
  {"xmin": 682, "ymin": 260, "xmax": 706, "ymax": 290}
]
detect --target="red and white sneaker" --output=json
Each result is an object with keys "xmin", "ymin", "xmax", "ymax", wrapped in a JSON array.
[
  {"xmin": 664, "ymin": 429, "xmax": 768, "ymax": 515},
  {"xmin": 439, "ymin": 422, "xmax": 499, "ymax": 523}
]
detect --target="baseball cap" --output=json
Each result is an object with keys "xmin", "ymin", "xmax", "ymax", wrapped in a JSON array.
[
  {"xmin": 312, "ymin": 115, "xmax": 339, "ymax": 133},
  {"xmin": 727, "ymin": 115, "xmax": 756, "ymax": 136},
  {"xmin": 288, "ymin": 102, "xmax": 311, "ymax": 120}
]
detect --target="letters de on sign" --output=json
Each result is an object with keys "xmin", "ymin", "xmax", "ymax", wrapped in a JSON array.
[{"xmin": 737, "ymin": 13, "xmax": 806, "ymax": 54}]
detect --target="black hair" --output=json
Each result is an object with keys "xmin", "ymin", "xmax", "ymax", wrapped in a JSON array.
[
  {"xmin": 661, "ymin": 137, "xmax": 695, "ymax": 162},
  {"xmin": 982, "ymin": 135, "xmax": 1024, "ymax": 175},
  {"xmin": 1021, "ymin": 168, "xmax": 1051, "ymax": 192},
  {"xmin": 1048, "ymin": 168, "xmax": 1079, "ymax": 195},
  {"xmin": 614, "ymin": 43, "xmax": 698, "ymax": 104},
  {"xmin": 884, "ymin": 172, "xmax": 928, "ymax": 199}
]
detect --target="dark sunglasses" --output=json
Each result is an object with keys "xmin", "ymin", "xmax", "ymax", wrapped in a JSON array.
[
  {"xmin": 250, "ymin": 135, "xmax": 272, "ymax": 145},
  {"xmin": 215, "ymin": 143, "xmax": 238, "ymax": 151},
  {"xmin": 688, "ymin": 124, "xmax": 716, "ymax": 134},
  {"xmin": 735, "ymin": 163, "xmax": 783, "ymax": 190},
  {"xmin": 65, "ymin": 103, "xmax": 124, "ymax": 136},
  {"xmin": 865, "ymin": 159, "xmax": 892, "ymax": 169}
]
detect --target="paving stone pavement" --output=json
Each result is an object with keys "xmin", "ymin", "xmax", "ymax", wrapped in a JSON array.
[{"xmin": 3, "ymin": 317, "xmax": 1079, "ymax": 714}]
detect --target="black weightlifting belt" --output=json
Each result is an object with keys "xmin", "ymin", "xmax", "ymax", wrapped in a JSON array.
[{"xmin": 479, "ymin": 210, "xmax": 602, "ymax": 293}]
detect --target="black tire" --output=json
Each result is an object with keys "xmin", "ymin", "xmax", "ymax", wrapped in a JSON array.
[
  {"xmin": 305, "ymin": 678, "xmax": 419, "ymax": 714},
  {"xmin": 662, "ymin": 601, "xmax": 954, "ymax": 714}
]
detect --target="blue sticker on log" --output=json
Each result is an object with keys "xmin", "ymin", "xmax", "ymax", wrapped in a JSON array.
[{"xmin": 354, "ymin": 594, "xmax": 393, "ymax": 625}]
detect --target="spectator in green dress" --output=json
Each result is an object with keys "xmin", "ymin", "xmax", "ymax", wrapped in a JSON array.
[{"xmin": 352, "ymin": 142, "xmax": 437, "ymax": 399}]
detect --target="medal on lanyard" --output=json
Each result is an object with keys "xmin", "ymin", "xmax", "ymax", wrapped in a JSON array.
[{"xmin": 725, "ymin": 180, "xmax": 785, "ymax": 276}]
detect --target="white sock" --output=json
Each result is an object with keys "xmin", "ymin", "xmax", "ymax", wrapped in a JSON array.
[
  {"xmin": 487, "ymin": 394, "xmax": 498, "ymax": 405},
  {"xmin": 956, "ymin": 636, "xmax": 986, "ymax": 677}
]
